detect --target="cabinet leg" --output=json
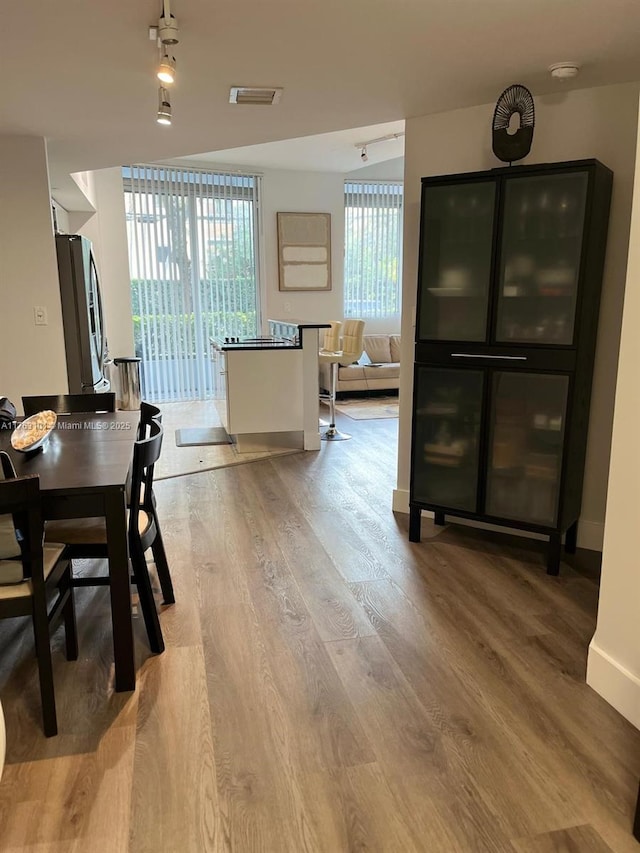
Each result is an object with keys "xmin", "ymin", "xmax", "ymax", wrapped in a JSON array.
[
  {"xmin": 633, "ymin": 781, "xmax": 640, "ymax": 842},
  {"xmin": 409, "ymin": 506, "xmax": 421, "ymax": 543},
  {"xmin": 434, "ymin": 511, "xmax": 446, "ymax": 526},
  {"xmin": 547, "ymin": 533, "xmax": 561, "ymax": 576},
  {"xmin": 564, "ymin": 521, "xmax": 578, "ymax": 554}
]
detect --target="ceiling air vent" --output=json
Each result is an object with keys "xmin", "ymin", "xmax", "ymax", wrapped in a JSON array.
[{"xmin": 229, "ymin": 86, "xmax": 283, "ymax": 106}]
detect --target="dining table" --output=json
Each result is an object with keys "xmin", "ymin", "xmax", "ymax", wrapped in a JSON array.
[{"xmin": 0, "ymin": 410, "xmax": 140, "ymax": 692}]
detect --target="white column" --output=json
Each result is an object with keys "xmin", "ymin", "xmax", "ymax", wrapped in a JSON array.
[
  {"xmin": 301, "ymin": 328, "xmax": 321, "ymax": 450},
  {"xmin": 586, "ymin": 94, "xmax": 640, "ymax": 729}
]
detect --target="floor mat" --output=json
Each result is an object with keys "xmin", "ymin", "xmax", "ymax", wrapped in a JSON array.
[{"xmin": 175, "ymin": 427, "xmax": 232, "ymax": 447}]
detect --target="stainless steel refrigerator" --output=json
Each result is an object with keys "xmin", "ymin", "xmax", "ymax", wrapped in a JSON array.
[{"xmin": 55, "ymin": 234, "xmax": 109, "ymax": 394}]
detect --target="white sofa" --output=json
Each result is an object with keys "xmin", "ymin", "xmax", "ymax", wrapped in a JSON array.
[{"xmin": 319, "ymin": 333, "xmax": 401, "ymax": 396}]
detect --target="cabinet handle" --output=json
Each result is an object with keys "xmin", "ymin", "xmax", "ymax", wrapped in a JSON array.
[{"xmin": 450, "ymin": 353, "xmax": 527, "ymax": 361}]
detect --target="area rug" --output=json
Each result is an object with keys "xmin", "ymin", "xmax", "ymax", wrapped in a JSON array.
[{"xmin": 334, "ymin": 397, "xmax": 399, "ymax": 420}]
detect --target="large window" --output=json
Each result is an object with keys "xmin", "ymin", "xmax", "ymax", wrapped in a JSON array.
[
  {"xmin": 122, "ymin": 165, "xmax": 261, "ymax": 402},
  {"xmin": 344, "ymin": 181, "xmax": 403, "ymax": 318}
]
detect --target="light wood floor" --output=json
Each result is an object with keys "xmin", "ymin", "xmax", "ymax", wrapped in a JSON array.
[{"xmin": 0, "ymin": 412, "xmax": 638, "ymax": 852}]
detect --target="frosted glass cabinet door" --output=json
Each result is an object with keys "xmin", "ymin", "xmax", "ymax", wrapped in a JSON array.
[
  {"xmin": 486, "ymin": 372, "xmax": 569, "ymax": 525},
  {"xmin": 418, "ymin": 181, "xmax": 496, "ymax": 342},
  {"xmin": 496, "ymin": 171, "xmax": 588, "ymax": 345},
  {"xmin": 412, "ymin": 367, "xmax": 483, "ymax": 512}
]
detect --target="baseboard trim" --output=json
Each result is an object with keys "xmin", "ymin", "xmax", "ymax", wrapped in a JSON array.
[
  {"xmin": 587, "ymin": 642, "xmax": 640, "ymax": 730},
  {"xmin": 391, "ymin": 488, "xmax": 603, "ymax": 551},
  {"xmin": 575, "ymin": 520, "xmax": 604, "ymax": 552},
  {"xmin": 392, "ymin": 488, "xmax": 410, "ymax": 514}
]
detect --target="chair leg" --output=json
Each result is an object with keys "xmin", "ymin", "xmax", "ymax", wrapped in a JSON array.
[
  {"xmin": 131, "ymin": 540, "xmax": 165, "ymax": 654},
  {"xmin": 321, "ymin": 362, "xmax": 351, "ymax": 442},
  {"xmin": 150, "ymin": 512, "xmax": 175, "ymax": 605},
  {"xmin": 63, "ymin": 575, "xmax": 79, "ymax": 662},
  {"xmin": 31, "ymin": 598, "xmax": 57, "ymax": 737}
]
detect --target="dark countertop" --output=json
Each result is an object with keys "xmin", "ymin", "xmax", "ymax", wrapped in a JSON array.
[
  {"xmin": 214, "ymin": 337, "xmax": 297, "ymax": 352},
  {"xmin": 212, "ymin": 321, "xmax": 329, "ymax": 352}
]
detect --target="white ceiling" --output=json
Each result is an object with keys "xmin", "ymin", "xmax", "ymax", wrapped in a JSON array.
[
  {"xmin": 174, "ymin": 120, "xmax": 405, "ymax": 173},
  {"xmin": 5, "ymin": 0, "xmax": 640, "ymax": 207}
]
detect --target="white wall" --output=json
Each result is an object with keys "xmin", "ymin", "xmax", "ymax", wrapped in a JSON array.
[
  {"xmin": 0, "ymin": 136, "xmax": 68, "ymax": 411},
  {"xmin": 345, "ymin": 156, "xmax": 405, "ymax": 181},
  {"xmin": 394, "ymin": 82, "xmax": 640, "ymax": 551},
  {"xmin": 78, "ymin": 168, "xmax": 135, "ymax": 358},
  {"xmin": 260, "ymin": 165, "xmax": 402, "ymax": 334},
  {"xmin": 260, "ymin": 169, "xmax": 346, "ymax": 327},
  {"xmin": 586, "ymin": 93, "xmax": 640, "ymax": 729}
]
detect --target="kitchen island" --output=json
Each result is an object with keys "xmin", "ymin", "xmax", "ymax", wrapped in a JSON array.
[{"xmin": 211, "ymin": 320, "xmax": 329, "ymax": 452}]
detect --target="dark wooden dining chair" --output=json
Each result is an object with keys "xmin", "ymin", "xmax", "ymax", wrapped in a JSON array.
[
  {"xmin": 22, "ymin": 393, "xmax": 116, "ymax": 417},
  {"xmin": 45, "ymin": 420, "xmax": 171, "ymax": 654},
  {"xmin": 0, "ymin": 456, "xmax": 78, "ymax": 737},
  {"xmin": 133, "ymin": 402, "xmax": 174, "ymax": 606},
  {"xmin": 137, "ymin": 401, "xmax": 162, "ymax": 440}
]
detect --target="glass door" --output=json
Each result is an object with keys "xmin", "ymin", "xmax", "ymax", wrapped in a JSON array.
[
  {"xmin": 486, "ymin": 371, "xmax": 569, "ymax": 526},
  {"xmin": 412, "ymin": 366, "xmax": 484, "ymax": 512},
  {"xmin": 495, "ymin": 171, "xmax": 588, "ymax": 345},
  {"xmin": 417, "ymin": 181, "xmax": 496, "ymax": 342},
  {"xmin": 123, "ymin": 166, "xmax": 261, "ymax": 402}
]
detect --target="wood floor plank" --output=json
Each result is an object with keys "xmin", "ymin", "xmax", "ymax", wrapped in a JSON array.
[
  {"xmin": 348, "ymin": 578, "xmax": 587, "ymax": 839},
  {"xmin": 129, "ymin": 646, "xmax": 224, "ymax": 853},
  {"xmin": 201, "ymin": 601, "xmax": 349, "ymax": 852},
  {"xmin": 513, "ymin": 823, "xmax": 615, "ymax": 852},
  {"xmin": 406, "ymin": 542, "xmax": 640, "ymax": 818},
  {"xmin": 0, "ymin": 723, "xmax": 137, "ymax": 851},
  {"xmin": 215, "ymin": 471, "xmax": 377, "ymax": 773},
  {"xmin": 233, "ymin": 462, "xmax": 377, "ymax": 642}
]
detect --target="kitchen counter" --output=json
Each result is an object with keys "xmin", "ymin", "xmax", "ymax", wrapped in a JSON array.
[{"xmin": 212, "ymin": 321, "xmax": 329, "ymax": 452}]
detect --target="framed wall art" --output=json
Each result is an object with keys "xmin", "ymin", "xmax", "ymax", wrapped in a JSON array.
[{"xmin": 277, "ymin": 212, "xmax": 332, "ymax": 291}]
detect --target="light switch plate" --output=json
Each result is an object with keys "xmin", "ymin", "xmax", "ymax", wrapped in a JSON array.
[{"xmin": 34, "ymin": 306, "xmax": 48, "ymax": 326}]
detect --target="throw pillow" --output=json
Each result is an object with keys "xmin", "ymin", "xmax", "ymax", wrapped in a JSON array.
[
  {"xmin": 389, "ymin": 334, "xmax": 401, "ymax": 363},
  {"xmin": 363, "ymin": 335, "xmax": 392, "ymax": 364}
]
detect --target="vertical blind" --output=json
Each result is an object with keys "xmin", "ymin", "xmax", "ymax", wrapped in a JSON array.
[
  {"xmin": 122, "ymin": 165, "xmax": 261, "ymax": 402},
  {"xmin": 344, "ymin": 180, "xmax": 403, "ymax": 319}
]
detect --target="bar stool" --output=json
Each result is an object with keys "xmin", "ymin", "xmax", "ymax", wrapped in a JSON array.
[
  {"xmin": 319, "ymin": 322, "xmax": 342, "ymax": 427},
  {"xmin": 318, "ymin": 319, "xmax": 365, "ymax": 441}
]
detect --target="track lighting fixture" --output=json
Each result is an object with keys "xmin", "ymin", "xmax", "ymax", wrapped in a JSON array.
[
  {"xmin": 354, "ymin": 131, "xmax": 405, "ymax": 161},
  {"xmin": 157, "ymin": 53, "xmax": 176, "ymax": 85},
  {"xmin": 152, "ymin": 1, "xmax": 179, "ymax": 125},
  {"xmin": 157, "ymin": 87, "xmax": 172, "ymax": 125}
]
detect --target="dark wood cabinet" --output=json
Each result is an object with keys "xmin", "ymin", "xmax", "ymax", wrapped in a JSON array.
[{"xmin": 409, "ymin": 159, "xmax": 613, "ymax": 573}]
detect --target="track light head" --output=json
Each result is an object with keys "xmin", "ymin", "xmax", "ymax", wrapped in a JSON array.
[
  {"xmin": 157, "ymin": 87, "xmax": 172, "ymax": 125},
  {"xmin": 158, "ymin": 1, "xmax": 179, "ymax": 44},
  {"xmin": 360, "ymin": 146, "xmax": 368, "ymax": 162},
  {"xmin": 157, "ymin": 53, "xmax": 176, "ymax": 85}
]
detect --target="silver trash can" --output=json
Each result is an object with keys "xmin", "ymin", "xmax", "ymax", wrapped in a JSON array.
[{"xmin": 113, "ymin": 357, "xmax": 142, "ymax": 411}]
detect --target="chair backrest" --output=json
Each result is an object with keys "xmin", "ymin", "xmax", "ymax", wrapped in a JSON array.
[
  {"xmin": 137, "ymin": 401, "xmax": 163, "ymax": 441},
  {"xmin": 129, "ymin": 420, "xmax": 163, "ymax": 535},
  {"xmin": 0, "ymin": 451, "xmax": 28, "ymax": 548},
  {"xmin": 340, "ymin": 319, "xmax": 365, "ymax": 365},
  {"xmin": 0, "ymin": 451, "xmax": 16, "ymax": 480},
  {"xmin": 0, "ymin": 474, "xmax": 45, "ymax": 585},
  {"xmin": 321, "ymin": 321, "xmax": 342, "ymax": 353},
  {"xmin": 22, "ymin": 393, "xmax": 116, "ymax": 417}
]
